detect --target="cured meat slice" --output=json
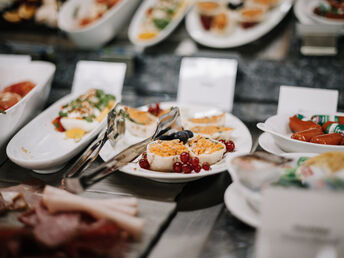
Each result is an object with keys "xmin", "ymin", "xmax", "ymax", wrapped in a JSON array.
[{"xmin": 42, "ymin": 186, "xmax": 144, "ymax": 238}]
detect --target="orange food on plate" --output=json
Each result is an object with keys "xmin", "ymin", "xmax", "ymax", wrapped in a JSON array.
[
  {"xmin": 3, "ymin": 81, "xmax": 35, "ymax": 97},
  {"xmin": 0, "ymin": 81, "xmax": 35, "ymax": 111},
  {"xmin": 0, "ymin": 92, "xmax": 22, "ymax": 111}
]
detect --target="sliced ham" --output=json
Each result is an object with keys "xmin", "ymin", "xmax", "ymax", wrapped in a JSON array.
[{"xmin": 42, "ymin": 186, "xmax": 144, "ymax": 238}]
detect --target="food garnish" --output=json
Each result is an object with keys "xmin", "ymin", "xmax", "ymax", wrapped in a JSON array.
[
  {"xmin": 52, "ymin": 89, "xmax": 115, "ymax": 141},
  {"xmin": 138, "ymin": 0, "xmax": 187, "ymax": 40}
]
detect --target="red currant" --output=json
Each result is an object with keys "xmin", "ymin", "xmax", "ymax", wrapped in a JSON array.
[
  {"xmin": 148, "ymin": 106, "xmax": 156, "ymax": 115},
  {"xmin": 173, "ymin": 162, "xmax": 183, "ymax": 173},
  {"xmin": 225, "ymin": 140, "xmax": 235, "ymax": 152},
  {"xmin": 191, "ymin": 157, "xmax": 199, "ymax": 167},
  {"xmin": 180, "ymin": 152, "xmax": 190, "ymax": 164},
  {"xmin": 219, "ymin": 139, "xmax": 226, "ymax": 144},
  {"xmin": 142, "ymin": 152, "xmax": 147, "ymax": 160},
  {"xmin": 182, "ymin": 163, "xmax": 192, "ymax": 174},
  {"xmin": 194, "ymin": 164, "xmax": 201, "ymax": 173},
  {"xmin": 202, "ymin": 162, "xmax": 210, "ymax": 171},
  {"xmin": 139, "ymin": 159, "xmax": 150, "ymax": 169}
]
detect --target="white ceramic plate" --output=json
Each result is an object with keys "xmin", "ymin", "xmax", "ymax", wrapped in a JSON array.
[
  {"xmin": 7, "ymin": 91, "xmax": 121, "ymax": 174},
  {"xmin": 257, "ymin": 113, "xmax": 344, "ymax": 154},
  {"xmin": 258, "ymin": 132, "xmax": 288, "ymax": 155},
  {"xmin": 99, "ymin": 102, "xmax": 252, "ymax": 183},
  {"xmin": 185, "ymin": 0, "xmax": 293, "ymax": 48},
  {"xmin": 0, "ymin": 61, "xmax": 55, "ymax": 164},
  {"xmin": 224, "ymin": 183, "xmax": 259, "ymax": 228},
  {"xmin": 225, "ymin": 152, "xmax": 316, "ymax": 227},
  {"xmin": 128, "ymin": 0, "xmax": 193, "ymax": 47},
  {"xmin": 305, "ymin": 0, "xmax": 344, "ymax": 26}
]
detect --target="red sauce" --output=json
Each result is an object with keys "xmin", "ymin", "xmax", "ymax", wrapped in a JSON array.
[
  {"xmin": 52, "ymin": 117, "xmax": 65, "ymax": 132},
  {"xmin": 0, "ymin": 81, "xmax": 35, "ymax": 111}
]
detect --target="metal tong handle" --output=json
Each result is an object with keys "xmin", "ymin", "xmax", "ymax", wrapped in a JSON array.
[
  {"xmin": 63, "ymin": 107, "xmax": 180, "ymax": 193},
  {"xmin": 63, "ymin": 103, "xmax": 121, "ymax": 179}
]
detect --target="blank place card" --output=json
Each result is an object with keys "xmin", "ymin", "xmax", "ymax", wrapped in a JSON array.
[
  {"xmin": 277, "ymin": 86, "xmax": 338, "ymax": 115},
  {"xmin": 177, "ymin": 57, "xmax": 238, "ymax": 112},
  {"xmin": 256, "ymin": 188, "xmax": 344, "ymax": 258},
  {"xmin": 72, "ymin": 61, "xmax": 127, "ymax": 101}
]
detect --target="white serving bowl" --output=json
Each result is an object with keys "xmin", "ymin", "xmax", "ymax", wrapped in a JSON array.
[
  {"xmin": 58, "ymin": 0, "xmax": 140, "ymax": 49},
  {"xmin": 0, "ymin": 61, "xmax": 56, "ymax": 163},
  {"xmin": 257, "ymin": 113, "xmax": 344, "ymax": 153}
]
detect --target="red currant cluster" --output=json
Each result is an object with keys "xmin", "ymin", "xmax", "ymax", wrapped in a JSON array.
[
  {"xmin": 173, "ymin": 152, "xmax": 210, "ymax": 174},
  {"xmin": 148, "ymin": 103, "xmax": 162, "ymax": 116},
  {"xmin": 139, "ymin": 152, "xmax": 150, "ymax": 170},
  {"xmin": 219, "ymin": 139, "xmax": 235, "ymax": 152}
]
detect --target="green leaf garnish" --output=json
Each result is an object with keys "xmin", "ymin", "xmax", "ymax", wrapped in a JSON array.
[
  {"xmin": 59, "ymin": 111, "xmax": 68, "ymax": 117},
  {"xmin": 0, "ymin": 109, "xmax": 6, "ymax": 114},
  {"xmin": 83, "ymin": 116, "xmax": 93, "ymax": 123},
  {"xmin": 153, "ymin": 18, "xmax": 170, "ymax": 30}
]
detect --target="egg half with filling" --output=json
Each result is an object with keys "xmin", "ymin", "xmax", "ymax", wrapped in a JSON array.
[{"xmin": 124, "ymin": 107, "xmax": 158, "ymax": 138}]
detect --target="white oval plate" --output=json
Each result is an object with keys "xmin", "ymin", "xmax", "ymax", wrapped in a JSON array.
[
  {"xmin": 305, "ymin": 0, "xmax": 344, "ymax": 26},
  {"xmin": 99, "ymin": 102, "xmax": 252, "ymax": 183},
  {"xmin": 7, "ymin": 92, "xmax": 120, "ymax": 173},
  {"xmin": 185, "ymin": 0, "xmax": 293, "ymax": 48},
  {"xmin": 224, "ymin": 183, "xmax": 259, "ymax": 228},
  {"xmin": 128, "ymin": 0, "xmax": 193, "ymax": 47},
  {"xmin": 257, "ymin": 113, "xmax": 344, "ymax": 154}
]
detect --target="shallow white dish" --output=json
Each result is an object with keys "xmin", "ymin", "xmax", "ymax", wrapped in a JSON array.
[
  {"xmin": 7, "ymin": 91, "xmax": 120, "ymax": 174},
  {"xmin": 224, "ymin": 183, "xmax": 259, "ymax": 228},
  {"xmin": 99, "ymin": 102, "xmax": 252, "ymax": 183},
  {"xmin": 306, "ymin": 0, "xmax": 344, "ymax": 26},
  {"xmin": 258, "ymin": 132, "xmax": 288, "ymax": 155},
  {"xmin": 128, "ymin": 0, "xmax": 192, "ymax": 47},
  {"xmin": 58, "ymin": 0, "xmax": 140, "ymax": 49},
  {"xmin": 225, "ymin": 152, "xmax": 316, "ymax": 227},
  {"xmin": 257, "ymin": 113, "xmax": 344, "ymax": 154},
  {"xmin": 185, "ymin": 0, "xmax": 293, "ymax": 48},
  {"xmin": 0, "ymin": 61, "xmax": 55, "ymax": 164}
]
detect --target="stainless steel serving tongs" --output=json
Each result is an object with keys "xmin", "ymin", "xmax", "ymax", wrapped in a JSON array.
[
  {"xmin": 63, "ymin": 103, "xmax": 125, "ymax": 179},
  {"xmin": 62, "ymin": 107, "xmax": 181, "ymax": 193}
]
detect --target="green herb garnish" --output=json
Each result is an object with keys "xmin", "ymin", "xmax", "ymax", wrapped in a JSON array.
[
  {"xmin": 0, "ymin": 109, "xmax": 6, "ymax": 114},
  {"xmin": 153, "ymin": 18, "xmax": 170, "ymax": 30},
  {"xmin": 59, "ymin": 111, "xmax": 68, "ymax": 117},
  {"xmin": 83, "ymin": 116, "xmax": 93, "ymax": 123}
]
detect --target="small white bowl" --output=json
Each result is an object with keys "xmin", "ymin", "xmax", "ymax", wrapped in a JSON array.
[
  {"xmin": 257, "ymin": 113, "xmax": 344, "ymax": 153},
  {"xmin": 0, "ymin": 61, "xmax": 55, "ymax": 163},
  {"xmin": 58, "ymin": 0, "xmax": 140, "ymax": 49}
]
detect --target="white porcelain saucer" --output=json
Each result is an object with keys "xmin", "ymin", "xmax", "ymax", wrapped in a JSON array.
[
  {"xmin": 224, "ymin": 183, "xmax": 259, "ymax": 228},
  {"xmin": 258, "ymin": 132, "xmax": 287, "ymax": 155}
]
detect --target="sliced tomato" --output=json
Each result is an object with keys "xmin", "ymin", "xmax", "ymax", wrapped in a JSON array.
[
  {"xmin": 3, "ymin": 81, "xmax": 35, "ymax": 97},
  {"xmin": 0, "ymin": 92, "xmax": 22, "ymax": 111},
  {"xmin": 52, "ymin": 116, "xmax": 65, "ymax": 132}
]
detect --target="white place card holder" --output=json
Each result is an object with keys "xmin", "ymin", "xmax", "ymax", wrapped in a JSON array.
[
  {"xmin": 256, "ymin": 188, "xmax": 344, "ymax": 258},
  {"xmin": 0, "ymin": 54, "xmax": 31, "ymax": 64},
  {"xmin": 277, "ymin": 86, "xmax": 338, "ymax": 115},
  {"xmin": 72, "ymin": 61, "xmax": 127, "ymax": 102},
  {"xmin": 177, "ymin": 57, "xmax": 238, "ymax": 112}
]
